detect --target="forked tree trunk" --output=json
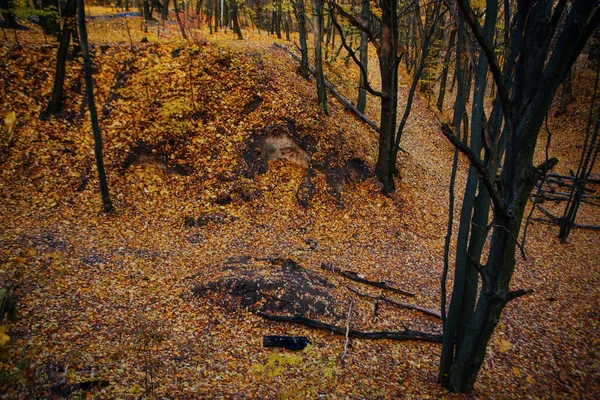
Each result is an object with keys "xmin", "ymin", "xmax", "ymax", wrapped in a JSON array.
[{"xmin": 441, "ymin": 0, "xmax": 598, "ymax": 392}]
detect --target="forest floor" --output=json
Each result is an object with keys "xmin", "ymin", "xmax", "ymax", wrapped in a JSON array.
[{"xmin": 0, "ymin": 11, "xmax": 599, "ymax": 399}]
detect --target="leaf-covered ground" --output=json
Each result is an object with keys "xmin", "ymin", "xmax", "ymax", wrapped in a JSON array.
[{"xmin": 0, "ymin": 13, "xmax": 599, "ymax": 398}]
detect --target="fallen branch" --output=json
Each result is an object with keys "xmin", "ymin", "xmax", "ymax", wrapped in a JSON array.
[
  {"xmin": 341, "ymin": 298, "xmax": 353, "ymax": 365},
  {"xmin": 321, "ymin": 263, "xmax": 415, "ymax": 297},
  {"xmin": 257, "ymin": 312, "xmax": 442, "ymax": 343},
  {"xmin": 346, "ymin": 285, "xmax": 441, "ymax": 319},
  {"xmin": 273, "ymin": 43, "xmax": 377, "ymax": 133}
]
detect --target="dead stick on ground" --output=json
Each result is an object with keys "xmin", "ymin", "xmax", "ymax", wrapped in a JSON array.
[
  {"xmin": 341, "ymin": 297, "xmax": 353, "ymax": 366},
  {"xmin": 257, "ymin": 312, "xmax": 442, "ymax": 343},
  {"xmin": 346, "ymin": 285, "xmax": 441, "ymax": 319},
  {"xmin": 322, "ymin": 263, "xmax": 415, "ymax": 297}
]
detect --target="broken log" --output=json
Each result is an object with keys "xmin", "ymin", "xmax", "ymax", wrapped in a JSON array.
[
  {"xmin": 346, "ymin": 285, "xmax": 441, "ymax": 319},
  {"xmin": 257, "ymin": 312, "xmax": 442, "ymax": 343},
  {"xmin": 321, "ymin": 263, "xmax": 415, "ymax": 297}
]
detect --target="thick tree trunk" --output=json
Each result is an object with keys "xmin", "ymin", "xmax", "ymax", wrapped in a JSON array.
[
  {"xmin": 356, "ymin": 0, "xmax": 369, "ymax": 113},
  {"xmin": 311, "ymin": 0, "xmax": 327, "ymax": 113},
  {"xmin": 0, "ymin": 0, "xmax": 18, "ymax": 28},
  {"xmin": 231, "ymin": 0, "xmax": 242, "ymax": 39},
  {"xmin": 77, "ymin": 0, "xmax": 114, "ymax": 213},
  {"xmin": 143, "ymin": 0, "xmax": 152, "ymax": 20},
  {"xmin": 374, "ymin": 0, "xmax": 398, "ymax": 193},
  {"xmin": 292, "ymin": 0, "xmax": 309, "ymax": 79},
  {"xmin": 276, "ymin": 0, "xmax": 282, "ymax": 38},
  {"xmin": 47, "ymin": 0, "xmax": 77, "ymax": 115}
]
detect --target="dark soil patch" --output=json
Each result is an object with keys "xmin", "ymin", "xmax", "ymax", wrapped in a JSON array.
[
  {"xmin": 122, "ymin": 142, "xmax": 190, "ymax": 175},
  {"xmin": 191, "ymin": 257, "xmax": 339, "ymax": 319}
]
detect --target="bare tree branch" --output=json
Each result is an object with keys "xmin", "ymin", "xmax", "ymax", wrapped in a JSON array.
[
  {"xmin": 329, "ymin": 6, "xmax": 383, "ymax": 98},
  {"xmin": 326, "ymin": 0, "xmax": 380, "ymax": 50},
  {"xmin": 456, "ymin": 0, "xmax": 511, "ymax": 121},
  {"xmin": 440, "ymin": 123, "xmax": 505, "ymax": 215}
]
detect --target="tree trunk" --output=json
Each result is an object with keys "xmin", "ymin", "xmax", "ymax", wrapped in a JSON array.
[
  {"xmin": 311, "ymin": 0, "xmax": 327, "ymax": 113},
  {"xmin": 436, "ymin": 28, "xmax": 456, "ymax": 112},
  {"xmin": 77, "ymin": 0, "xmax": 114, "ymax": 213},
  {"xmin": 0, "ymin": 0, "xmax": 18, "ymax": 28},
  {"xmin": 143, "ymin": 0, "xmax": 152, "ymax": 20},
  {"xmin": 441, "ymin": 0, "xmax": 598, "ymax": 392},
  {"xmin": 275, "ymin": 0, "xmax": 281, "ymax": 38},
  {"xmin": 292, "ymin": 0, "xmax": 309, "ymax": 79},
  {"xmin": 47, "ymin": 0, "xmax": 77, "ymax": 115},
  {"xmin": 356, "ymin": 0, "xmax": 369, "ymax": 113},
  {"xmin": 374, "ymin": 0, "xmax": 399, "ymax": 193},
  {"xmin": 162, "ymin": 0, "xmax": 169, "ymax": 20},
  {"xmin": 231, "ymin": 0, "xmax": 243, "ymax": 39},
  {"xmin": 440, "ymin": 0, "xmax": 497, "ymax": 384},
  {"xmin": 173, "ymin": 0, "xmax": 187, "ymax": 39}
]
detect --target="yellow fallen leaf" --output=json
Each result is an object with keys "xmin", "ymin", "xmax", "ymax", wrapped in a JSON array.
[
  {"xmin": 4, "ymin": 111, "xmax": 16, "ymax": 136},
  {"xmin": 512, "ymin": 367, "xmax": 521, "ymax": 377},
  {"xmin": 499, "ymin": 339, "xmax": 512, "ymax": 353},
  {"xmin": 0, "ymin": 326, "xmax": 10, "ymax": 347}
]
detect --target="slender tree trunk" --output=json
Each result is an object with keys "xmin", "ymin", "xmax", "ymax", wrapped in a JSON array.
[
  {"xmin": 356, "ymin": 0, "xmax": 369, "ymax": 113},
  {"xmin": 47, "ymin": 0, "xmax": 78, "ymax": 115},
  {"xmin": 437, "ymin": 28, "xmax": 456, "ymax": 112},
  {"xmin": 213, "ymin": 0, "xmax": 219, "ymax": 32},
  {"xmin": 173, "ymin": 0, "xmax": 188, "ymax": 38},
  {"xmin": 77, "ymin": 0, "xmax": 114, "ymax": 213},
  {"xmin": 311, "ymin": 0, "xmax": 327, "ymax": 113},
  {"xmin": 162, "ymin": 0, "xmax": 169, "ymax": 20},
  {"xmin": 284, "ymin": 11, "xmax": 290, "ymax": 40}
]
